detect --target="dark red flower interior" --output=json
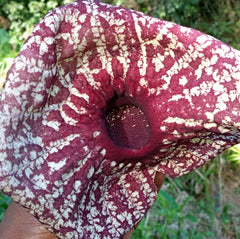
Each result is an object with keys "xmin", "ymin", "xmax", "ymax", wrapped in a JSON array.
[
  {"xmin": 104, "ymin": 94, "xmax": 151, "ymax": 149},
  {"xmin": 105, "ymin": 103, "xmax": 150, "ymax": 149}
]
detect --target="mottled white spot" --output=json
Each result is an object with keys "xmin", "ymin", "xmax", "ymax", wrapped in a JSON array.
[
  {"xmin": 79, "ymin": 14, "xmax": 87, "ymax": 23},
  {"xmin": 73, "ymin": 180, "xmax": 82, "ymax": 191},
  {"xmin": 152, "ymin": 54, "xmax": 164, "ymax": 72},
  {"xmin": 66, "ymin": 101, "xmax": 87, "ymax": 115},
  {"xmin": 139, "ymin": 78, "xmax": 148, "ymax": 87},
  {"xmin": 32, "ymin": 174, "xmax": 49, "ymax": 190},
  {"xmin": 196, "ymin": 34, "xmax": 209, "ymax": 44},
  {"xmin": 93, "ymin": 131, "xmax": 100, "ymax": 138},
  {"xmin": 47, "ymin": 134, "xmax": 80, "ymax": 154},
  {"xmin": 160, "ymin": 126, "xmax": 166, "ymax": 131},
  {"xmin": 44, "ymin": 37, "xmax": 55, "ymax": 45},
  {"xmin": 190, "ymin": 86, "xmax": 200, "ymax": 96},
  {"xmin": 87, "ymin": 166, "xmax": 95, "ymax": 179},
  {"xmin": 216, "ymin": 102, "xmax": 227, "ymax": 111},
  {"xmin": 15, "ymin": 61, "xmax": 25, "ymax": 71},
  {"xmin": 40, "ymin": 41, "xmax": 48, "ymax": 55},
  {"xmin": 112, "ymin": 45, "xmax": 118, "ymax": 51},
  {"xmin": 25, "ymin": 187, "xmax": 35, "ymax": 199},
  {"xmin": 48, "ymin": 158, "xmax": 67, "ymax": 173},
  {"xmin": 218, "ymin": 126, "xmax": 230, "ymax": 133},
  {"xmin": 50, "ymin": 85, "xmax": 61, "ymax": 97},
  {"xmin": 205, "ymin": 112, "xmax": 214, "ymax": 121},
  {"xmin": 204, "ymin": 122, "xmax": 217, "ymax": 129},
  {"xmin": 33, "ymin": 93, "xmax": 44, "ymax": 104},
  {"xmin": 30, "ymin": 151, "xmax": 37, "ymax": 160},
  {"xmin": 38, "ymin": 59, "xmax": 43, "ymax": 68},
  {"xmin": 44, "ymin": 15, "xmax": 55, "ymax": 32},
  {"xmin": 25, "ymin": 168, "xmax": 33, "ymax": 178},
  {"xmin": 110, "ymin": 161, "xmax": 117, "ymax": 167},
  {"xmin": 60, "ymin": 108, "xmax": 78, "ymax": 125},
  {"xmin": 43, "ymin": 120, "xmax": 61, "ymax": 131},
  {"xmin": 100, "ymin": 148, "xmax": 106, "ymax": 156},
  {"xmin": 169, "ymin": 94, "xmax": 183, "ymax": 102},
  {"xmin": 179, "ymin": 76, "xmax": 188, "ymax": 86}
]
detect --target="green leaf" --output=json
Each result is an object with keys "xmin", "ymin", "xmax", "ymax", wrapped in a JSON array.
[{"xmin": 185, "ymin": 213, "xmax": 198, "ymax": 223}]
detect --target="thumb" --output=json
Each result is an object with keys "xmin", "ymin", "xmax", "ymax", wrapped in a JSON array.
[{"xmin": 0, "ymin": 201, "xmax": 57, "ymax": 239}]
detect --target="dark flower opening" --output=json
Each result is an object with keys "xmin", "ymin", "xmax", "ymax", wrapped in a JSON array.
[{"xmin": 105, "ymin": 96, "xmax": 151, "ymax": 149}]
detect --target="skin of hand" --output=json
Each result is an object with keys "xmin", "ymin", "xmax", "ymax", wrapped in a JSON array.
[
  {"xmin": 0, "ymin": 200, "xmax": 57, "ymax": 239},
  {"xmin": 0, "ymin": 172, "xmax": 165, "ymax": 239}
]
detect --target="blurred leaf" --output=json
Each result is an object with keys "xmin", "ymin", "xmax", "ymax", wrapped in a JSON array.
[
  {"xmin": 0, "ymin": 192, "xmax": 11, "ymax": 222},
  {"xmin": 185, "ymin": 213, "xmax": 198, "ymax": 223}
]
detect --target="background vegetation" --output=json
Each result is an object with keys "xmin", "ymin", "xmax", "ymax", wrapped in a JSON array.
[{"xmin": 0, "ymin": 0, "xmax": 240, "ymax": 238}]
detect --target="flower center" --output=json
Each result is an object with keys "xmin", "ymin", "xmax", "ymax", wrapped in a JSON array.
[{"xmin": 105, "ymin": 104, "xmax": 150, "ymax": 149}]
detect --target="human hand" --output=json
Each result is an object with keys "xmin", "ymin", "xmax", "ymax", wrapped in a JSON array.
[
  {"xmin": 0, "ymin": 200, "xmax": 57, "ymax": 239},
  {"xmin": 0, "ymin": 172, "xmax": 165, "ymax": 239}
]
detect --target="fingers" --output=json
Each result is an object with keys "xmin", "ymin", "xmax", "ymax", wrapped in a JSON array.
[
  {"xmin": 0, "ymin": 172, "xmax": 165, "ymax": 239},
  {"xmin": 121, "ymin": 227, "xmax": 135, "ymax": 239},
  {"xmin": 0, "ymin": 201, "xmax": 57, "ymax": 239},
  {"xmin": 154, "ymin": 171, "xmax": 166, "ymax": 192}
]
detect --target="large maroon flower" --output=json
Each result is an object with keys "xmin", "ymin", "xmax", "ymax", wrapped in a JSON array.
[{"xmin": 0, "ymin": 0, "xmax": 240, "ymax": 238}]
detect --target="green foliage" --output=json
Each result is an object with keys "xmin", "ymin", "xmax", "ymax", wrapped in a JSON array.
[
  {"xmin": 1, "ymin": 0, "xmax": 75, "ymax": 48},
  {"xmin": 103, "ymin": 0, "xmax": 240, "ymax": 49},
  {"xmin": 0, "ymin": 29, "xmax": 11, "ymax": 57},
  {"xmin": 150, "ymin": 0, "xmax": 200, "ymax": 27},
  {"xmin": 0, "ymin": 29, "xmax": 17, "ymax": 87},
  {"xmin": 0, "ymin": 0, "xmax": 76, "ymax": 86},
  {"xmin": 0, "ymin": 192, "xmax": 11, "ymax": 222},
  {"xmin": 222, "ymin": 144, "xmax": 240, "ymax": 168},
  {"xmin": 132, "ymin": 184, "xmax": 214, "ymax": 238},
  {"xmin": 133, "ymin": 156, "xmax": 240, "ymax": 238},
  {"xmin": 0, "ymin": 28, "xmax": 17, "ymax": 65}
]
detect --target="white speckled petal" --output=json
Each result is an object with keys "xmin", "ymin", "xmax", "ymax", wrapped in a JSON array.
[{"xmin": 0, "ymin": 1, "xmax": 240, "ymax": 238}]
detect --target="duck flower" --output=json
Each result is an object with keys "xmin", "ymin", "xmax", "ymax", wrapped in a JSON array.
[{"xmin": 0, "ymin": 1, "xmax": 240, "ymax": 238}]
